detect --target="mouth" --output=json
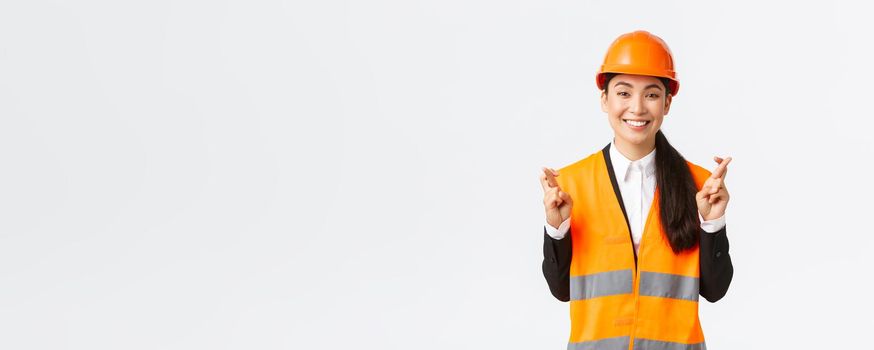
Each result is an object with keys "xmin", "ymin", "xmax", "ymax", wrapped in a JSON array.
[{"xmin": 622, "ymin": 119, "xmax": 651, "ymax": 129}]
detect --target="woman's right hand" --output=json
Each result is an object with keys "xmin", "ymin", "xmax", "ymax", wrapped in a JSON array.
[{"xmin": 540, "ymin": 167, "xmax": 572, "ymax": 229}]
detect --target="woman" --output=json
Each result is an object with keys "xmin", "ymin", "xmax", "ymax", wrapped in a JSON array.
[{"xmin": 539, "ymin": 31, "xmax": 733, "ymax": 350}]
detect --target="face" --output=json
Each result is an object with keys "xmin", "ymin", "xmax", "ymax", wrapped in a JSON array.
[{"xmin": 600, "ymin": 74, "xmax": 672, "ymax": 148}]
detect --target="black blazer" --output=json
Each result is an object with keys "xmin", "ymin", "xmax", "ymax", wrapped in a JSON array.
[{"xmin": 541, "ymin": 144, "xmax": 733, "ymax": 303}]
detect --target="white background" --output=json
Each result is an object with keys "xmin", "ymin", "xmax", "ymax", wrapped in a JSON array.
[{"xmin": 1, "ymin": 0, "xmax": 872, "ymax": 349}]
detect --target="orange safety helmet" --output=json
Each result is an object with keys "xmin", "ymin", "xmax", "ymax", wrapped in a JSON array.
[{"xmin": 596, "ymin": 30, "xmax": 680, "ymax": 96}]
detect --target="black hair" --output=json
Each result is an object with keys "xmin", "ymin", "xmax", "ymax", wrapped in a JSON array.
[{"xmin": 603, "ymin": 73, "xmax": 699, "ymax": 253}]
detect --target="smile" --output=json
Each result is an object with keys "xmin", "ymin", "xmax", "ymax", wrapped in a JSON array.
[{"xmin": 623, "ymin": 119, "xmax": 650, "ymax": 127}]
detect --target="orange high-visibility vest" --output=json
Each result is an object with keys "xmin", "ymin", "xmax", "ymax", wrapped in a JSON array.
[{"xmin": 555, "ymin": 147, "xmax": 713, "ymax": 350}]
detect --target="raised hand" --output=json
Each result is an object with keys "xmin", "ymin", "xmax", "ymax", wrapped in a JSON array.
[
  {"xmin": 696, "ymin": 156, "xmax": 732, "ymax": 221},
  {"xmin": 541, "ymin": 167, "xmax": 573, "ymax": 229}
]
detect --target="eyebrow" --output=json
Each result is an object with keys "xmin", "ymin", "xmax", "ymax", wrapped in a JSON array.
[{"xmin": 612, "ymin": 81, "xmax": 664, "ymax": 91}]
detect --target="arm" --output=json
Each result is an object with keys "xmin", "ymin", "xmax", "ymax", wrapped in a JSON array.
[
  {"xmin": 695, "ymin": 156, "xmax": 733, "ymax": 302},
  {"xmin": 542, "ymin": 224, "xmax": 572, "ymax": 302},
  {"xmin": 539, "ymin": 167, "xmax": 573, "ymax": 302},
  {"xmin": 699, "ymin": 225, "xmax": 733, "ymax": 302}
]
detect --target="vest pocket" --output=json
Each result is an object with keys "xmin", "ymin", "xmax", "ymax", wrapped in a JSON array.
[{"xmin": 603, "ymin": 234, "xmax": 627, "ymax": 244}]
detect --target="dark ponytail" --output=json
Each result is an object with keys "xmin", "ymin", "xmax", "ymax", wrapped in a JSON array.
[
  {"xmin": 654, "ymin": 130, "xmax": 700, "ymax": 253},
  {"xmin": 604, "ymin": 73, "xmax": 700, "ymax": 253}
]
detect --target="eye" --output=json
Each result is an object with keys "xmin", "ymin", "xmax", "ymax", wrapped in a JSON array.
[
  {"xmin": 646, "ymin": 93, "xmax": 661, "ymax": 99},
  {"xmin": 616, "ymin": 91, "xmax": 630, "ymax": 97}
]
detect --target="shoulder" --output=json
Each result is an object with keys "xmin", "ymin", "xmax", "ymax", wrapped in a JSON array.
[
  {"xmin": 553, "ymin": 148, "xmax": 604, "ymax": 189},
  {"xmin": 559, "ymin": 148, "xmax": 604, "ymax": 175},
  {"xmin": 685, "ymin": 160, "xmax": 712, "ymax": 190}
]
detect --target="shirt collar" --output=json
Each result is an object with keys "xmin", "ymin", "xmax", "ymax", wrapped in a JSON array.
[{"xmin": 609, "ymin": 139, "xmax": 657, "ymax": 182}]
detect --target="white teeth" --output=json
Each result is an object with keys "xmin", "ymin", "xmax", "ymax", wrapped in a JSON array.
[{"xmin": 624, "ymin": 120, "xmax": 648, "ymax": 127}]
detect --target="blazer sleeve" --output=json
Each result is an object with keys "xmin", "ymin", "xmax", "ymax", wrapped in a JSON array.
[
  {"xmin": 542, "ymin": 226, "xmax": 573, "ymax": 302},
  {"xmin": 699, "ymin": 225, "xmax": 733, "ymax": 303}
]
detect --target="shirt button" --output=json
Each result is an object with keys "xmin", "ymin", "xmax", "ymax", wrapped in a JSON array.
[
  {"xmin": 549, "ymin": 257, "xmax": 556, "ymax": 263},
  {"xmin": 716, "ymin": 251, "xmax": 722, "ymax": 258}
]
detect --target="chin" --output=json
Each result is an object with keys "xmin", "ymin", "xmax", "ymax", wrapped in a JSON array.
[{"xmin": 619, "ymin": 132, "xmax": 649, "ymax": 145}]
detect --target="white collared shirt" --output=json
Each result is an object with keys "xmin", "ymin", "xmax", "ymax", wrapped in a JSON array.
[{"xmin": 545, "ymin": 141, "xmax": 726, "ymax": 254}]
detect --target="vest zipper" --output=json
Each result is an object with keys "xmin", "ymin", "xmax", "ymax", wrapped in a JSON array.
[
  {"xmin": 629, "ymin": 197, "xmax": 656, "ymax": 350},
  {"xmin": 628, "ymin": 243, "xmax": 640, "ymax": 349},
  {"xmin": 601, "ymin": 144, "xmax": 644, "ymax": 349}
]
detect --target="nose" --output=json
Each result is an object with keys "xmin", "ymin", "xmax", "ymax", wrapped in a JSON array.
[{"xmin": 628, "ymin": 95, "xmax": 646, "ymax": 116}]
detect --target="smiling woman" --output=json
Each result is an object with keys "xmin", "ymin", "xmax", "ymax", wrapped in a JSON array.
[
  {"xmin": 600, "ymin": 73, "xmax": 703, "ymax": 254},
  {"xmin": 539, "ymin": 31, "xmax": 734, "ymax": 350},
  {"xmin": 601, "ymin": 73, "xmax": 672, "ymax": 156}
]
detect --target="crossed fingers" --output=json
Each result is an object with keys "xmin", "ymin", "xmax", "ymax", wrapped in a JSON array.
[
  {"xmin": 540, "ymin": 167, "xmax": 559, "ymax": 191},
  {"xmin": 704, "ymin": 156, "xmax": 731, "ymax": 203},
  {"xmin": 710, "ymin": 156, "xmax": 731, "ymax": 181}
]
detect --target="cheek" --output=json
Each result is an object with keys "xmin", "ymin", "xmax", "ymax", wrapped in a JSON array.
[
  {"xmin": 606, "ymin": 100, "xmax": 626, "ymax": 117},
  {"xmin": 647, "ymin": 101, "xmax": 665, "ymax": 114}
]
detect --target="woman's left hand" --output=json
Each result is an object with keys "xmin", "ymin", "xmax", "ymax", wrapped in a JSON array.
[{"xmin": 696, "ymin": 156, "xmax": 732, "ymax": 221}]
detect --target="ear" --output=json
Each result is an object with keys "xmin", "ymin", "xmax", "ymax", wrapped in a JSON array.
[
  {"xmin": 600, "ymin": 90, "xmax": 608, "ymax": 113},
  {"xmin": 663, "ymin": 93, "xmax": 673, "ymax": 115}
]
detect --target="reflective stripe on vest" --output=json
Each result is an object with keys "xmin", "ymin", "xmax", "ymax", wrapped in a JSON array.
[
  {"xmin": 639, "ymin": 271, "xmax": 699, "ymax": 302},
  {"xmin": 567, "ymin": 336, "xmax": 630, "ymax": 350},
  {"xmin": 633, "ymin": 339, "xmax": 707, "ymax": 350},
  {"xmin": 570, "ymin": 269, "xmax": 633, "ymax": 300},
  {"xmin": 570, "ymin": 270, "xmax": 698, "ymax": 302},
  {"xmin": 567, "ymin": 337, "xmax": 706, "ymax": 350}
]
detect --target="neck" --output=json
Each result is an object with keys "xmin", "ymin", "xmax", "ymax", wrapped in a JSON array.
[{"xmin": 613, "ymin": 136, "xmax": 655, "ymax": 161}]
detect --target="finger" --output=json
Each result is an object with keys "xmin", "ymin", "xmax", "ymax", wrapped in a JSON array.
[
  {"xmin": 696, "ymin": 183, "xmax": 712, "ymax": 200},
  {"xmin": 713, "ymin": 157, "xmax": 728, "ymax": 180},
  {"xmin": 542, "ymin": 167, "xmax": 559, "ymax": 188},
  {"xmin": 546, "ymin": 198, "xmax": 562, "ymax": 209},
  {"xmin": 696, "ymin": 190, "xmax": 706, "ymax": 202},
  {"xmin": 711, "ymin": 156, "xmax": 732, "ymax": 179},
  {"xmin": 546, "ymin": 173, "xmax": 558, "ymax": 188},
  {"xmin": 700, "ymin": 177, "xmax": 713, "ymax": 191},
  {"xmin": 709, "ymin": 188, "xmax": 728, "ymax": 204},
  {"xmin": 551, "ymin": 190, "xmax": 564, "ymax": 207},
  {"xmin": 559, "ymin": 190, "xmax": 573, "ymax": 205},
  {"xmin": 548, "ymin": 186, "xmax": 561, "ymax": 198},
  {"xmin": 544, "ymin": 190, "xmax": 562, "ymax": 208},
  {"xmin": 708, "ymin": 191, "xmax": 722, "ymax": 204},
  {"xmin": 701, "ymin": 177, "xmax": 716, "ymax": 195},
  {"xmin": 539, "ymin": 171, "xmax": 550, "ymax": 191},
  {"xmin": 549, "ymin": 167, "xmax": 559, "ymax": 177},
  {"xmin": 540, "ymin": 168, "xmax": 558, "ymax": 190},
  {"xmin": 709, "ymin": 178, "xmax": 723, "ymax": 195}
]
